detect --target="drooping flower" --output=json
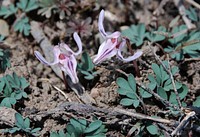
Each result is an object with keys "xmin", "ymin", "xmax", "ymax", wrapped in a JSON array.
[
  {"xmin": 34, "ymin": 32, "xmax": 82, "ymax": 83},
  {"xmin": 93, "ymin": 9, "xmax": 143, "ymax": 64}
]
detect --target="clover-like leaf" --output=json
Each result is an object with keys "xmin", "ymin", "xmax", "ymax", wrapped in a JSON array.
[
  {"xmin": 84, "ymin": 120, "xmax": 102, "ymax": 134},
  {"xmin": 0, "ymin": 4, "xmax": 17, "ymax": 18},
  {"xmin": 14, "ymin": 17, "xmax": 31, "ymax": 36},
  {"xmin": 186, "ymin": 7, "xmax": 198, "ymax": 22},
  {"xmin": 146, "ymin": 26, "xmax": 166, "ymax": 42},
  {"xmin": 193, "ymin": 96, "xmax": 200, "ymax": 107},
  {"xmin": 146, "ymin": 124, "xmax": 158, "ymax": 135},
  {"xmin": 122, "ymin": 23, "xmax": 146, "ymax": 46},
  {"xmin": 17, "ymin": 0, "xmax": 38, "ymax": 12}
]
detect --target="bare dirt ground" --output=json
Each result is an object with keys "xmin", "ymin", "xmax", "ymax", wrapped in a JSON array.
[{"xmin": 0, "ymin": 0, "xmax": 200, "ymax": 137}]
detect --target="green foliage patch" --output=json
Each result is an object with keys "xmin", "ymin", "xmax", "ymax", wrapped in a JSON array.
[{"xmin": 0, "ymin": 72, "xmax": 29, "ymax": 108}]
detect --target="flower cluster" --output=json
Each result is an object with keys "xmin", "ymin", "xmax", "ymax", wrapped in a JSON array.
[{"xmin": 34, "ymin": 10, "xmax": 143, "ymax": 84}]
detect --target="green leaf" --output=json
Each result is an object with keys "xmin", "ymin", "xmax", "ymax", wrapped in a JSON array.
[
  {"xmin": 171, "ymin": 66, "xmax": 179, "ymax": 75},
  {"xmin": 133, "ymin": 100, "xmax": 140, "ymax": 108},
  {"xmin": 20, "ymin": 77, "xmax": 29, "ymax": 89},
  {"xmin": 116, "ymin": 77, "xmax": 132, "ymax": 91},
  {"xmin": 128, "ymin": 74, "xmax": 136, "ymax": 92},
  {"xmin": 17, "ymin": 0, "xmax": 38, "ymax": 12},
  {"xmin": 84, "ymin": 120, "xmax": 102, "ymax": 134},
  {"xmin": 66, "ymin": 124, "xmax": 76, "ymax": 134},
  {"xmin": 13, "ymin": 72, "xmax": 20, "ymax": 87},
  {"xmin": 151, "ymin": 63, "xmax": 161, "ymax": 84},
  {"xmin": 117, "ymin": 88, "xmax": 126, "ymax": 95},
  {"xmin": 168, "ymin": 25, "xmax": 187, "ymax": 46},
  {"xmin": 146, "ymin": 124, "xmax": 158, "ymax": 135},
  {"xmin": 146, "ymin": 26, "xmax": 166, "ymax": 42},
  {"xmin": 50, "ymin": 132, "xmax": 60, "ymax": 137},
  {"xmin": 148, "ymin": 82, "xmax": 157, "ymax": 90},
  {"xmin": 31, "ymin": 128, "xmax": 41, "ymax": 133},
  {"xmin": 120, "ymin": 98, "xmax": 134, "ymax": 106},
  {"xmin": 186, "ymin": 7, "xmax": 198, "ymax": 22},
  {"xmin": 139, "ymin": 88, "xmax": 152, "ymax": 98},
  {"xmin": 0, "ymin": 97, "xmax": 14, "ymax": 107},
  {"xmin": 0, "ymin": 78, "xmax": 5, "ymax": 92},
  {"xmin": 90, "ymin": 125, "xmax": 107, "ymax": 135},
  {"xmin": 169, "ymin": 92, "xmax": 178, "ymax": 105},
  {"xmin": 126, "ymin": 92, "xmax": 137, "ymax": 99},
  {"xmin": 25, "ymin": 0, "xmax": 39, "ymax": 12},
  {"xmin": 24, "ymin": 118, "xmax": 30, "ymax": 128},
  {"xmin": 0, "ymin": 4, "xmax": 17, "ymax": 18},
  {"xmin": 81, "ymin": 52, "xmax": 94, "ymax": 71},
  {"xmin": 193, "ymin": 96, "xmax": 200, "ymax": 107},
  {"xmin": 121, "ymin": 23, "xmax": 146, "ymax": 46},
  {"xmin": 70, "ymin": 119, "xmax": 85, "ymax": 134},
  {"xmin": 15, "ymin": 113, "xmax": 25, "ymax": 129},
  {"xmin": 157, "ymin": 87, "xmax": 168, "ymax": 100},
  {"xmin": 178, "ymin": 84, "xmax": 188, "ymax": 100},
  {"xmin": 14, "ymin": 17, "xmax": 31, "ymax": 36}
]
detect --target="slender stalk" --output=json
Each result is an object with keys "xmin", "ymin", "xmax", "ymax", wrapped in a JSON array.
[
  {"xmin": 62, "ymin": 71, "xmax": 68, "ymax": 91},
  {"xmin": 125, "ymin": 38, "xmax": 141, "ymax": 77}
]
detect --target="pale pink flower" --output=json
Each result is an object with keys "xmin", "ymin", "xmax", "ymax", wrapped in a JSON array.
[
  {"xmin": 93, "ymin": 10, "xmax": 143, "ymax": 64},
  {"xmin": 34, "ymin": 32, "xmax": 82, "ymax": 83}
]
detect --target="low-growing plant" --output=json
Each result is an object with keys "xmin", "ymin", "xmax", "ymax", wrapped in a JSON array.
[
  {"xmin": 116, "ymin": 74, "xmax": 152, "ymax": 108},
  {"xmin": 186, "ymin": 7, "xmax": 199, "ymax": 22},
  {"xmin": 50, "ymin": 118, "xmax": 107, "ymax": 137},
  {"xmin": 193, "ymin": 96, "xmax": 200, "ymax": 107},
  {"xmin": 0, "ymin": 72, "xmax": 29, "ymax": 107},
  {"xmin": 164, "ymin": 25, "xmax": 200, "ymax": 60},
  {"xmin": 121, "ymin": 23, "xmax": 146, "ymax": 46},
  {"xmin": 147, "ymin": 61, "xmax": 188, "ymax": 107},
  {"xmin": 78, "ymin": 52, "xmax": 99, "ymax": 80},
  {"xmin": 2, "ymin": 113, "xmax": 41, "ymax": 136},
  {"xmin": 0, "ymin": 0, "xmax": 38, "ymax": 36},
  {"xmin": 0, "ymin": 48, "xmax": 11, "ymax": 72},
  {"xmin": 145, "ymin": 26, "xmax": 167, "ymax": 42}
]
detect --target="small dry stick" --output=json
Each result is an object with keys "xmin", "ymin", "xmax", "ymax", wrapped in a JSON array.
[
  {"xmin": 114, "ymin": 108, "xmax": 173, "ymax": 124},
  {"xmin": 185, "ymin": 0, "xmax": 200, "ymax": 10},
  {"xmin": 38, "ymin": 78, "xmax": 71, "ymax": 101},
  {"xmin": 150, "ymin": 45, "xmax": 182, "ymax": 109},
  {"xmin": 138, "ymin": 83, "xmax": 179, "ymax": 110},
  {"xmin": 173, "ymin": 0, "xmax": 196, "ymax": 29},
  {"xmin": 171, "ymin": 111, "xmax": 196, "ymax": 136},
  {"xmin": 153, "ymin": 0, "xmax": 169, "ymax": 16}
]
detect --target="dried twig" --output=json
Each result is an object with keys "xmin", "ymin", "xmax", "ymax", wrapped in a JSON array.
[
  {"xmin": 37, "ymin": 78, "xmax": 71, "ymax": 102},
  {"xmin": 185, "ymin": 0, "xmax": 200, "ymax": 10},
  {"xmin": 150, "ymin": 44, "xmax": 182, "ymax": 109},
  {"xmin": 153, "ymin": 0, "xmax": 170, "ymax": 16},
  {"xmin": 114, "ymin": 107, "xmax": 173, "ymax": 124},
  {"xmin": 173, "ymin": 0, "xmax": 196, "ymax": 29},
  {"xmin": 29, "ymin": 102, "xmax": 176, "ymax": 125},
  {"xmin": 171, "ymin": 111, "xmax": 196, "ymax": 136}
]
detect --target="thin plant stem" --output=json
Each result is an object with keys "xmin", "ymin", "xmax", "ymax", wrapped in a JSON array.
[
  {"xmin": 62, "ymin": 71, "xmax": 68, "ymax": 92},
  {"xmin": 125, "ymin": 38, "xmax": 141, "ymax": 77}
]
